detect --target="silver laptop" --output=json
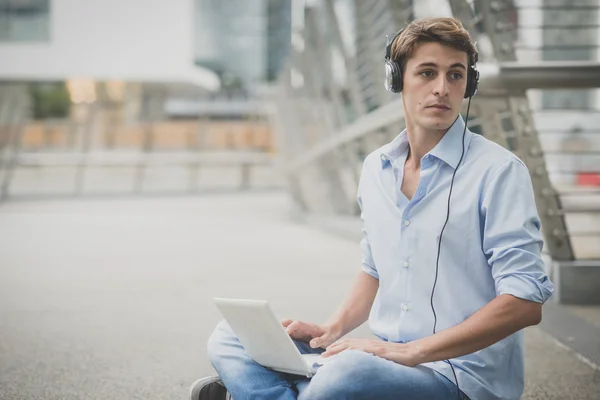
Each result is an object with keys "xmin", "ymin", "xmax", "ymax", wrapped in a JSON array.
[{"xmin": 213, "ymin": 298, "xmax": 327, "ymax": 378}]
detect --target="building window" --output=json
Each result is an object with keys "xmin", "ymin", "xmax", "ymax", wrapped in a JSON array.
[{"xmin": 0, "ymin": 0, "xmax": 50, "ymax": 42}]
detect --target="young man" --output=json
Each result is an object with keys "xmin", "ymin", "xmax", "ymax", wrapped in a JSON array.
[{"xmin": 193, "ymin": 17, "xmax": 553, "ymax": 400}]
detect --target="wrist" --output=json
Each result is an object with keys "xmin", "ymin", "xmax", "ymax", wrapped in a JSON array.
[
  {"xmin": 407, "ymin": 340, "xmax": 428, "ymax": 365},
  {"xmin": 322, "ymin": 321, "xmax": 344, "ymax": 339},
  {"xmin": 382, "ymin": 342, "xmax": 427, "ymax": 367}
]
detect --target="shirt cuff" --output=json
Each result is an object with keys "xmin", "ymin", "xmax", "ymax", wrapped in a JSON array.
[
  {"xmin": 496, "ymin": 273, "xmax": 554, "ymax": 303},
  {"xmin": 361, "ymin": 264, "xmax": 379, "ymax": 280}
]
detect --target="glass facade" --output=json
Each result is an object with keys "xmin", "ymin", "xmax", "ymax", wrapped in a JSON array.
[
  {"xmin": 195, "ymin": 0, "xmax": 267, "ymax": 85},
  {"xmin": 194, "ymin": 0, "xmax": 291, "ymax": 85},
  {"xmin": 266, "ymin": 0, "xmax": 291, "ymax": 81},
  {"xmin": 0, "ymin": 0, "xmax": 50, "ymax": 42}
]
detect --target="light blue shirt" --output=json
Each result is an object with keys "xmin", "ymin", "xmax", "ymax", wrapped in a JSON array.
[{"xmin": 357, "ymin": 115, "xmax": 554, "ymax": 400}]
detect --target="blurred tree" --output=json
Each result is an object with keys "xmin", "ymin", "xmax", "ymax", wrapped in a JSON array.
[{"xmin": 29, "ymin": 82, "xmax": 71, "ymax": 119}]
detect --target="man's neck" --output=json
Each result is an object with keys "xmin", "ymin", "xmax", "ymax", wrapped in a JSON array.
[{"xmin": 405, "ymin": 124, "xmax": 449, "ymax": 170}]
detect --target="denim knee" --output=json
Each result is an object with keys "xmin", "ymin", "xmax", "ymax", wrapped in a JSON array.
[
  {"xmin": 299, "ymin": 350, "xmax": 377, "ymax": 400},
  {"xmin": 206, "ymin": 319, "xmax": 233, "ymax": 363}
]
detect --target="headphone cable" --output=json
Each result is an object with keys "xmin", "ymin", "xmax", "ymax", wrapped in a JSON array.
[{"xmin": 430, "ymin": 96, "xmax": 472, "ymax": 400}]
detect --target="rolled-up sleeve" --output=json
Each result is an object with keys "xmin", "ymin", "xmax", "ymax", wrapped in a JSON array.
[
  {"xmin": 357, "ymin": 164, "xmax": 379, "ymax": 280},
  {"xmin": 481, "ymin": 158, "xmax": 554, "ymax": 303},
  {"xmin": 359, "ymin": 225, "xmax": 378, "ymax": 279}
]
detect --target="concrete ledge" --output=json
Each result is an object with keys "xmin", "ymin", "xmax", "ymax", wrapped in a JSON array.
[
  {"xmin": 3, "ymin": 150, "xmax": 274, "ymax": 167},
  {"xmin": 554, "ymin": 261, "xmax": 600, "ymax": 305},
  {"xmin": 540, "ymin": 301, "xmax": 600, "ymax": 368}
]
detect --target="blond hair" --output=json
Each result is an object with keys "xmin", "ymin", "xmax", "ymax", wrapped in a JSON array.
[{"xmin": 391, "ymin": 17, "xmax": 478, "ymax": 69}]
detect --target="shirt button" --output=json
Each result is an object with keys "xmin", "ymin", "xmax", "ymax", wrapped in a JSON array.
[
  {"xmin": 380, "ymin": 154, "xmax": 386, "ymax": 161},
  {"xmin": 403, "ymin": 261, "xmax": 409, "ymax": 268},
  {"xmin": 402, "ymin": 304, "xmax": 409, "ymax": 311},
  {"xmin": 404, "ymin": 220, "xmax": 410, "ymax": 226}
]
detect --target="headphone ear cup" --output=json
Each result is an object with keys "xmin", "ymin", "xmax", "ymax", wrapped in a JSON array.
[
  {"xmin": 464, "ymin": 67, "xmax": 479, "ymax": 98},
  {"xmin": 385, "ymin": 60, "xmax": 403, "ymax": 93}
]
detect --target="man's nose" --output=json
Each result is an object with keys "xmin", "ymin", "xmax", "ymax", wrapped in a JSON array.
[{"xmin": 433, "ymin": 74, "xmax": 449, "ymax": 96}]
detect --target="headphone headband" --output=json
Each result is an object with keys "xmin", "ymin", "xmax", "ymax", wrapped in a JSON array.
[{"xmin": 385, "ymin": 29, "xmax": 404, "ymax": 61}]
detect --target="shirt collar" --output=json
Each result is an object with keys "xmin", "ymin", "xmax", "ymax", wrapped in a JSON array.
[
  {"xmin": 379, "ymin": 115, "xmax": 473, "ymax": 170},
  {"xmin": 379, "ymin": 130, "xmax": 409, "ymax": 168},
  {"xmin": 429, "ymin": 115, "xmax": 473, "ymax": 169}
]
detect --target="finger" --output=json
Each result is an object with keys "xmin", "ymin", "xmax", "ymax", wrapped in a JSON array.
[
  {"xmin": 281, "ymin": 319, "xmax": 294, "ymax": 328},
  {"xmin": 311, "ymin": 331, "xmax": 335, "ymax": 348},
  {"xmin": 322, "ymin": 343, "xmax": 347, "ymax": 358},
  {"xmin": 323, "ymin": 341, "xmax": 344, "ymax": 355},
  {"xmin": 326, "ymin": 342, "xmax": 344, "ymax": 352},
  {"xmin": 286, "ymin": 321, "xmax": 300, "ymax": 335},
  {"xmin": 326, "ymin": 339, "xmax": 346, "ymax": 350}
]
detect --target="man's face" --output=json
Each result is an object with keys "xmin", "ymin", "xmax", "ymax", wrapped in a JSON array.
[{"xmin": 401, "ymin": 42, "xmax": 469, "ymax": 131}]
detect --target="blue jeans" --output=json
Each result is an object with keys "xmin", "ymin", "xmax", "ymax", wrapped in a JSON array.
[{"xmin": 207, "ymin": 320, "xmax": 468, "ymax": 400}]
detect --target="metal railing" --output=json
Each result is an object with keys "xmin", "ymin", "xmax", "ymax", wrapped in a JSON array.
[{"xmin": 0, "ymin": 83, "xmax": 280, "ymax": 201}]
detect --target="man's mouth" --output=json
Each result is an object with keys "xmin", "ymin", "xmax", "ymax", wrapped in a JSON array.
[{"xmin": 427, "ymin": 104, "xmax": 450, "ymax": 110}]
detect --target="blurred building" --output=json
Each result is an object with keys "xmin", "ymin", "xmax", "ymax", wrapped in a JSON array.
[
  {"xmin": 166, "ymin": 0, "xmax": 292, "ymax": 118},
  {"xmin": 194, "ymin": 0, "xmax": 291, "ymax": 87},
  {"xmin": 0, "ymin": 0, "xmax": 219, "ymax": 91},
  {"xmin": 0, "ymin": 0, "xmax": 294, "ymax": 136},
  {"xmin": 0, "ymin": 0, "xmax": 279, "ymax": 160},
  {"xmin": 194, "ymin": 0, "xmax": 266, "ymax": 87},
  {"xmin": 0, "ymin": 0, "xmax": 293, "ymax": 109}
]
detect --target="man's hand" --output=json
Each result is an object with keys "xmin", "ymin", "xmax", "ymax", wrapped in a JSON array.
[
  {"xmin": 281, "ymin": 319, "xmax": 340, "ymax": 349},
  {"xmin": 321, "ymin": 338, "xmax": 422, "ymax": 367}
]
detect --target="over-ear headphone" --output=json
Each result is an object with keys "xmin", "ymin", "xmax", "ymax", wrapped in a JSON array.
[{"xmin": 384, "ymin": 29, "xmax": 479, "ymax": 98}]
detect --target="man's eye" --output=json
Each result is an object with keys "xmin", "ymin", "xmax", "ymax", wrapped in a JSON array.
[
  {"xmin": 450, "ymin": 72, "xmax": 463, "ymax": 80},
  {"xmin": 420, "ymin": 70, "xmax": 435, "ymax": 77}
]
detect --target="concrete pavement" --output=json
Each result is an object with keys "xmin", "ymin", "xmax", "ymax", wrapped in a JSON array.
[{"xmin": 0, "ymin": 192, "xmax": 598, "ymax": 399}]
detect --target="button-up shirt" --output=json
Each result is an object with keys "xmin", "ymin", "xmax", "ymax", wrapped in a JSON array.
[{"xmin": 358, "ymin": 116, "xmax": 554, "ymax": 400}]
